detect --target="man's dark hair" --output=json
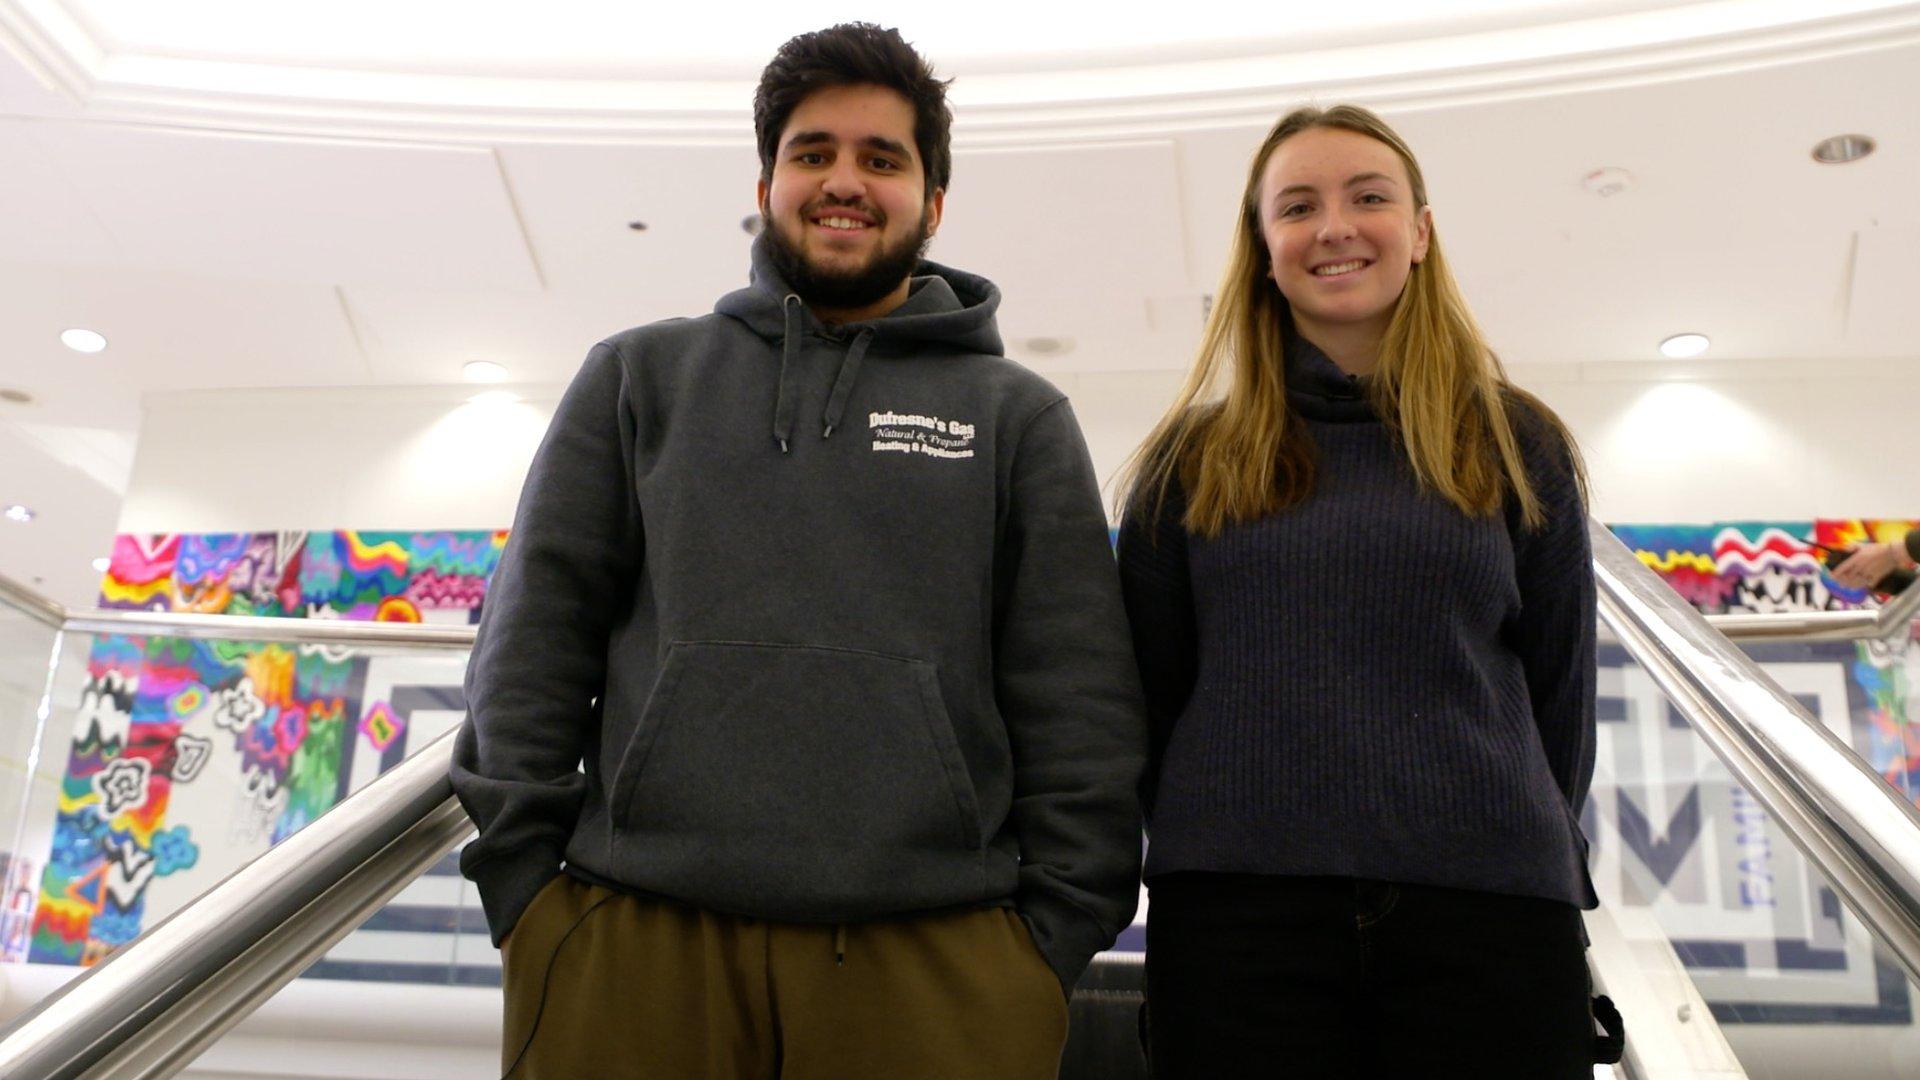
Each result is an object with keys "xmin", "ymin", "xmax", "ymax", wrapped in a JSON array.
[{"xmin": 754, "ymin": 23, "xmax": 953, "ymax": 198}]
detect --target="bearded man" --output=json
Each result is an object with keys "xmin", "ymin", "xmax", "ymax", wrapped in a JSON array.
[{"xmin": 451, "ymin": 22, "xmax": 1147, "ymax": 1079}]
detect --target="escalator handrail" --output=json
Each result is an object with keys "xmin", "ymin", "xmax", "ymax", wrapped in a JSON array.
[
  {"xmin": 59, "ymin": 608, "xmax": 477, "ymax": 650},
  {"xmin": 0, "ymin": 574, "xmax": 66, "ymax": 632},
  {"xmin": 0, "ymin": 730, "xmax": 466, "ymax": 1079},
  {"xmin": 1702, "ymin": 572, "xmax": 1920, "ymax": 642},
  {"xmin": 1589, "ymin": 518, "xmax": 1920, "ymax": 987},
  {"xmin": 0, "ymin": 533, "xmax": 1917, "ymax": 1072},
  {"xmin": 2, "ymin": 567, "xmax": 1916, "ymax": 648}
]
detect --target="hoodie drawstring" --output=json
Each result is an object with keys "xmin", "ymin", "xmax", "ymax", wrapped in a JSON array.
[
  {"xmin": 772, "ymin": 296, "xmax": 876, "ymax": 452},
  {"xmin": 820, "ymin": 328, "xmax": 873, "ymax": 440},
  {"xmin": 772, "ymin": 293, "xmax": 803, "ymax": 453},
  {"xmin": 834, "ymin": 923, "xmax": 847, "ymax": 966}
]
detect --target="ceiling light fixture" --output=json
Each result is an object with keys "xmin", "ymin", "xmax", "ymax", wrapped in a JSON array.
[
  {"xmin": 0, "ymin": 389, "xmax": 31, "ymax": 404},
  {"xmin": 1024, "ymin": 337, "xmax": 1075, "ymax": 357},
  {"xmin": 1811, "ymin": 134, "xmax": 1875, "ymax": 165},
  {"xmin": 4, "ymin": 505, "xmax": 35, "ymax": 523},
  {"xmin": 463, "ymin": 360, "xmax": 508, "ymax": 383},
  {"xmin": 60, "ymin": 328, "xmax": 107, "ymax": 354},
  {"xmin": 627, "ymin": 220, "xmax": 649, "ymax": 232},
  {"xmin": 1659, "ymin": 333, "xmax": 1711, "ymax": 359}
]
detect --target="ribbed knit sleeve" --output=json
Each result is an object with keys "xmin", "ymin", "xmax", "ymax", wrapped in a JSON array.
[
  {"xmin": 451, "ymin": 343, "xmax": 644, "ymax": 944},
  {"xmin": 1504, "ymin": 410, "xmax": 1598, "ymax": 815},
  {"xmin": 1115, "ymin": 469, "xmax": 1198, "ymax": 822}
]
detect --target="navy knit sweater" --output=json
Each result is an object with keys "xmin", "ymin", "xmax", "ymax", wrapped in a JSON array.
[{"xmin": 1116, "ymin": 337, "xmax": 1598, "ymax": 908}]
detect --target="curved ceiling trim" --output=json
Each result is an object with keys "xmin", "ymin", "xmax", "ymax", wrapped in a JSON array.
[{"xmin": 3, "ymin": 0, "xmax": 1917, "ymax": 144}]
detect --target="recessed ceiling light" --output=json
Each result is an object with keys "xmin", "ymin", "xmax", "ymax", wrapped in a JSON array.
[
  {"xmin": 1812, "ymin": 134, "xmax": 1875, "ymax": 165},
  {"xmin": 60, "ymin": 328, "xmax": 107, "ymax": 354},
  {"xmin": 1581, "ymin": 167, "xmax": 1635, "ymax": 197},
  {"xmin": 1024, "ymin": 337, "xmax": 1075, "ymax": 356},
  {"xmin": 4, "ymin": 504, "xmax": 35, "ymax": 523},
  {"xmin": 1659, "ymin": 333, "xmax": 1711, "ymax": 359},
  {"xmin": 92, "ymin": 557, "xmax": 110, "ymax": 573},
  {"xmin": 627, "ymin": 220, "xmax": 649, "ymax": 232},
  {"xmin": 742, "ymin": 215, "xmax": 765, "ymax": 237},
  {"xmin": 0, "ymin": 389, "xmax": 31, "ymax": 405},
  {"xmin": 463, "ymin": 360, "xmax": 508, "ymax": 383}
]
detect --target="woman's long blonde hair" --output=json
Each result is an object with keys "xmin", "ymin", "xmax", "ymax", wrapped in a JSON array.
[{"xmin": 1121, "ymin": 104, "xmax": 1582, "ymax": 536}]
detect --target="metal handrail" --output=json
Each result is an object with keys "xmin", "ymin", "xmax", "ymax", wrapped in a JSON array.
[
  {"xmin": 1590, "ymin": 519, "xmax": 1920, "ymax": 985},
  {"xmin": 0, "ymin": 730, "xmax": 470, "ymax": 1080},
  {"xmin": 60, "ymin": 609, "xmax": 476, "ymax": 650},
  {"xmin": 0, "ymin": 574, "xmax": 66, "ymax": 631},
  {"xmin": 0, "ymin": 536, "xmax": 1915, "ymax": 1073},
  {"xmin": 1704, "ymin": 576, "xmax": 1920, "ymax": 643},
  {"xmin": 0, "ymin": 573, "xmax": 475, "ymax": 650},
  {"xmin": 2, "ymin": 568, "xmax": 1909, "ymax": 649}
]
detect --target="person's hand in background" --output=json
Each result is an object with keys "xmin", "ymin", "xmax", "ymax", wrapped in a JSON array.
[{"xmin": 1832, "ymin": 541, "xmax": 1918, "ymax": 590}]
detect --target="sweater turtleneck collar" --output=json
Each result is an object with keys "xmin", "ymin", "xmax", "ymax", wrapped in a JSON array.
[{"xmin": 1284, "ymin": 333, "xmax": 1377, "ymax": 423}]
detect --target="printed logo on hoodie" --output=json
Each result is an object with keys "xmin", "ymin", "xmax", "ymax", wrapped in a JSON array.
[{"xmin": 869, "ymin": 410, "xmax": 977, "ymax": 460}]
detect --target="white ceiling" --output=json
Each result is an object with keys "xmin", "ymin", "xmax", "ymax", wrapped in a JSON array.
[
  {"xmin": 1, "ymin": 0, "xmax": 1918, "ymax": 607},
  {"xmin": 60, "ymin": 0, "xmax": 1693, "ymax": 75}
]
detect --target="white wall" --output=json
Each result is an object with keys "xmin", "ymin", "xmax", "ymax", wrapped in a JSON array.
[
  {"xmin": 1061, "ymin": 356, "xmax": 1920, "ymax": 526},
  {"xmin": 119, "ymin": 356, "xmax": 1920, "ymax": 538},
  {"xmin": 1511, "ymin": 356, "xmax": 1920, "ymax": 524},
  {"xmin": 120, "ymin": 385, "xmax": 559, "ymax": 535},
  {"xmin": 0, "ymin": 423, "xmax": 127, "ymax": 609}
]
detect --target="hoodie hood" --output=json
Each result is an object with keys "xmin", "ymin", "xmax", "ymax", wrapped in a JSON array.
[
  {"xmin": 714, "ymin": 232, "xmax": 1006, "ymax": 452},
  {"xmin": 716, "ymin": 232, "xmax": 1005, "ymax": 356}
]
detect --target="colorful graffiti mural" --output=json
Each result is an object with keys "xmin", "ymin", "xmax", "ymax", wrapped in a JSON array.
[
  {"xmin": 1610, "ymin": 518, "xmax": 1920, "ymax": 810},
  {"xmin": 98, "ymin": 530, "xmax": 506, "ymax": 621},
  {"xmin": 1610, "ymin": 519, "xmax": 1917, "ymax": 615},
  {"xmin": 25, "ymin": 530, "xmax": 503, "ymax": 966}
]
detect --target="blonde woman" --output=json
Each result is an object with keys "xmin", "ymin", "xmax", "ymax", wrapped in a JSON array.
[{"xmin": 1117, "ymin": 105, "xmax": 1612, "ymax": 1077}]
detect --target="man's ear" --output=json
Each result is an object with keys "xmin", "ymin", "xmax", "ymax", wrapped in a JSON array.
[
  {"xmin": 756, "ymin": 177, "xmax": 770, "ymax": 214},
  {"xmin": 924, "ymin": 188, "xmax": 945, "ymax": 238}
]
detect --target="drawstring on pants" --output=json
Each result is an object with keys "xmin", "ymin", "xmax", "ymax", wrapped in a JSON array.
[{"xmin": 834, "ymin": 924, "xmax": 847, "ymax": 966}]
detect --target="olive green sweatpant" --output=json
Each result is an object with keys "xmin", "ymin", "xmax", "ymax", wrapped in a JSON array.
[{"xmin": 499, "ymin": 876, "xmax": 1070, "ymax": 1079}]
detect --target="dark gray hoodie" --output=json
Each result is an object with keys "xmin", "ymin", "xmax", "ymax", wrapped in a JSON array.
[{"xmin": 451, "ymin": 236, "xmax": 1148, "ymax": 993}]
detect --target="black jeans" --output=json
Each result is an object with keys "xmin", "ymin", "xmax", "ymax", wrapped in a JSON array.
[{"xmin": 1144, "ymin": 873, "xmax": 1596, "ymax": 1079}]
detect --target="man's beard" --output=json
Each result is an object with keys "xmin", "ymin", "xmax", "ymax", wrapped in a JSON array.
[{"xmin": 762, "ymin": 202, "xmax": 933, "ymax": 312}]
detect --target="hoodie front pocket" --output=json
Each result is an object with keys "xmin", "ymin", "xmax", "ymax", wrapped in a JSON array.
[{"xmin": 610, "ymin": 641, "xmax": 982, "ymax": 866}]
